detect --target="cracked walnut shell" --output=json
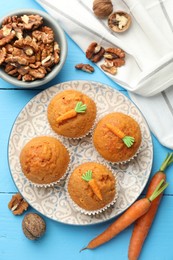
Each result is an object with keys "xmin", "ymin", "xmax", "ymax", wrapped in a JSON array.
[{"xmin": 108, "ymin": 11, "xmax": 131, "ymax": 33}]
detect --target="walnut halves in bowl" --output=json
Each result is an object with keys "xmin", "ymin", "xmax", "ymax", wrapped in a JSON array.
[{"xmin": 0, "ymin": 9, "xmax": 67, "ymax": 88}]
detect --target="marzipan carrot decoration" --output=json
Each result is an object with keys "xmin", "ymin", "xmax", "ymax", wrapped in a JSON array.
[
  {"xmin": 128, "ymin": 153, "xmax": 173, "ymax": 260},
  {"xmin": 82, "ymin": 170, "xmax": 102, "ymax": 200},
  {"xmin": 106, "ymin": 123, "xmax": 135, "ymax": 148},
  {"xmin": 56, "ymin": 101, "xmax": 87, "ymax": 124},
  {"xmin": 81, "ymin": 179, "xmax": 168, "ymax": 251}
]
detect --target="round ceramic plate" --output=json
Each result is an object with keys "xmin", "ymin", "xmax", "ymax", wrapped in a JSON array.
[{"xmin": 8, "ymin": 80, "xmax": 153, "ymax": 225}]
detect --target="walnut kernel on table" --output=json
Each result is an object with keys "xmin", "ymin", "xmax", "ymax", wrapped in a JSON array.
[
  {"xmin": 85, "ymin": 41, "xmax": 126, "ymax": 75},
  {"xmin": 8, "ymin": 193, "xmax": 29, "ymax": 215},
  {"xmin": 101, "ymin": 47, "xmax": 125, "ymax": 74},
  {"xmin": 86, "ymin": 42, "xmax": 105, "ymax": 62},
  {"xmin": 0, "ymin": 14, "xmax": 61, "ymax": 82},
  {"xmin": 75, "ymin": 63, "xmax": 94, "ymax": 73}
]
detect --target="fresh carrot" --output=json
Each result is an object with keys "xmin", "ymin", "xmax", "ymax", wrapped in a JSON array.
[
  {"xmin": 56, "ymin": 101, "xmax": 87, "ymax": 124},
  {"xmin": 128, "ymin": 153, "xmax": 173, "ymax": 260},
  {"xmin": 106, "ymin": 123, "xmax": 135, "ymax": 148},
  {"xmin": 81, "ymin": 179, "xmax": 168, "ymax": 251},
  {"xmin": 82, "ymin": 170, "xmax": 102, "ymax": 200}
]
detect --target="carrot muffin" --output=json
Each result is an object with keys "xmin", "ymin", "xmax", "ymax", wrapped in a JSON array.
[
  {"xmin": 93, "ymin": 112, "xmax": 142, "ymax": 163},
  {"xmin": 20, "ymin": 136, "xmax": 70, "ymax": 186},
  {"xmin": 67, "ymin": 162, "xmax": 117, "ymax": 213},
  {"xmin": 47, "ymin": 89, "xmax": 97, "ymax": 138}
]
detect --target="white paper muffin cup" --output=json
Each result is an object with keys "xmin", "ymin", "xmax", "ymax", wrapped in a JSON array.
[
  {"xmin": 65, "ymin": 161, "xmax": 118, "ymax": 215},
  {"xmin": 92, "ymin": 112, "xmax": 143, "ymax": 165}
]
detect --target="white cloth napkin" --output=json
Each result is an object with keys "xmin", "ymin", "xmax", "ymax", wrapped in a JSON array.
[{"xmin": 36, "ymin": 0, "xmax": 173, "ymax": 149}]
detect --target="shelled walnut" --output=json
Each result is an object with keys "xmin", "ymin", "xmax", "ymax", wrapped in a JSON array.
[
  {"xmin": 0, "ymin": 25, "xmax": 16, "ymax": 46},
  {"xmin": 86, "ymin": 42, "xmax": 105, "ymax": 63},
  {"xmin": 8, "ymin": 193, "xmax": 29, "ymax": 215},
  {"xmin": 0, "ymin": 47, "xmax": 6, "ymax": 64},
  {"xmin": 101, "ymin": 47, "xmax": 125, "ymax": 74},
  {"xmin": 0, "ymin": 13, "xmax": 61, "ymax": 81},
  {"xmin": 75, "ymin": 63, "xmax": 94, "ymax": 73},
  {"xmin": 85, "ymin": 41, "xmax": 126, "ymax": 75},
  {"xmin": 100, "ymin": 63, "xmax": 117, "ymax": 75}
]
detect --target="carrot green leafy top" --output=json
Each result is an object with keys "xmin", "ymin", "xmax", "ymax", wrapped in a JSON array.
[{"xmin": 149, "ymin": 179, "xmax": 168, "ymax": 202}]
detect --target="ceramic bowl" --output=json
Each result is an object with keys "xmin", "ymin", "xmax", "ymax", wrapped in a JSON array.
[{"xmin": 0, "ymin": 9, "xmax": 67, "ymax": 88}]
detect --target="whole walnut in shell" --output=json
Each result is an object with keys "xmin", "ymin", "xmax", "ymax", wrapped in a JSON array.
[
  {"xmin": 22, "ymin": 213, "xmax": 46, "ymax": 240},
  {"xmin": 93, "ymin": 0, "xmax": 113, "ymax": 19}
]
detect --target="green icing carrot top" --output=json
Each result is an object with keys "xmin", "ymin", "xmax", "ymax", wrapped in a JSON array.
[{"xmin": 75, "ymin": 101, "xmax": 87, "ymax": 113}]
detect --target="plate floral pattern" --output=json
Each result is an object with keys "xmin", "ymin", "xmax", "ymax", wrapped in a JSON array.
[{"xmin": 8, "ymin": 80, "xmax": 153, "ymax": 225}]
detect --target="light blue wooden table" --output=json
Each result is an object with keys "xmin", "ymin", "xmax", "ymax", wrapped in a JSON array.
[{"xmin": 0, "ymin": 1, "xmax": 173, "ymax": 259}]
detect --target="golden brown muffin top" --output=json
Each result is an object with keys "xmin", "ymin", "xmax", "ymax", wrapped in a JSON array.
[
  {"xmin": 20, "ymin": 136, "xmax": 70, "ymax": 184},
  {"xmin": 47, "ymin": 89, "xmax": 97, "ymax": 138},
  {"xmin": 93, "ymin": 112, "xmax": 142, "ymax": 162},
  {"xmin": 68, "ymin": 162, "xmax": 116, "ymax": 211}
]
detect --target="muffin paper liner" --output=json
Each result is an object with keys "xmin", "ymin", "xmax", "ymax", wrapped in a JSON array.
[
  {"xmin": 65, "ymin": 161, "xmax": 118, "ymax": 215},
  {"xmin": 20, "ymin": 138, "xmax": 72, "ymax": 188},
  {"xmin": 92, "ymin": 112, "xmax": 143, "ymax": 165},
  {"xmin": 93, "ymin": 138, "xmax": 143, "ymax": 166}
]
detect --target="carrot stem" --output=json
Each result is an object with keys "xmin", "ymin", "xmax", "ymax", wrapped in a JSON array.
[
  {"xmin": 159, "ymin": 153, "xmax": 173, "ymax": 172},
  {"xmin": 148, "ymin": 179, "xmax": 168, "ymax": 202}
]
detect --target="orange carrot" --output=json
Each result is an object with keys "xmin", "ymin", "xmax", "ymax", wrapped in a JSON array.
[
  {"xmin": 106, "ymin": 123, "xmax": 135, "ymax": 148},
  {"xmin": 128, "ymin": 153, "xmax": 173, "ymax": 260},
  {"xmin": 82, "ymin": 170, "xmax": 102, "ymax": 200},
  {"xmin": 56, "ymin": 101, "xmax": 87, "ymax": 124},
  {"xmin": 81, "ymin": 179, "xmax": 168, "ymax": 251}
]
